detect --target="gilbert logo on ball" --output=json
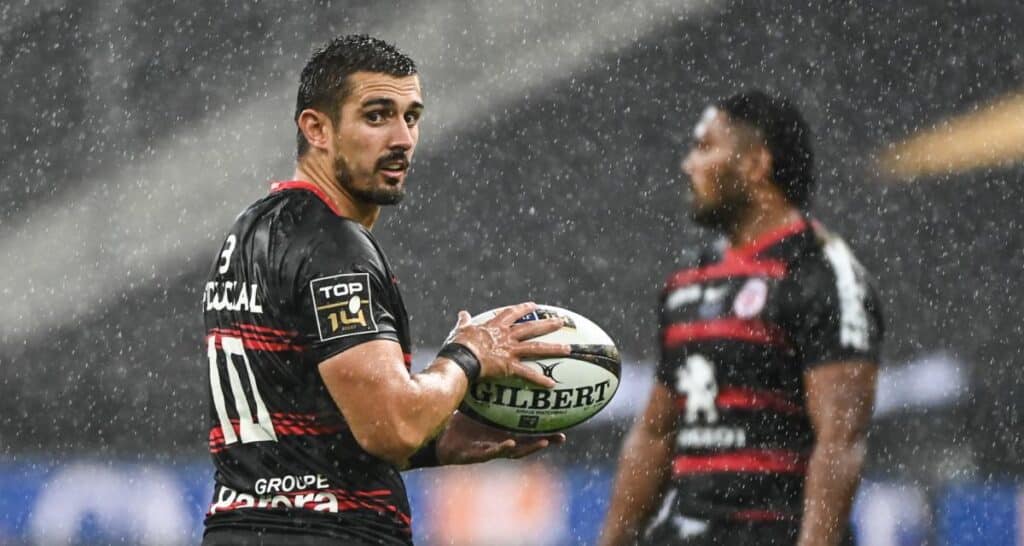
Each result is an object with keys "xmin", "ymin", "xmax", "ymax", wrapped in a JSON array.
[{"xmin": 459, "ymin": 305, "xmax": 621, "ymax": 433}]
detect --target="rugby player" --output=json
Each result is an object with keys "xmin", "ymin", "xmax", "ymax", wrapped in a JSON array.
[
  {"xmin": 600, "ymin": 91, "xmax": 883, "ymax": 546},
  {"xmin": 201, "ymin": 35, "xmax": 569, "ymax": 545}
]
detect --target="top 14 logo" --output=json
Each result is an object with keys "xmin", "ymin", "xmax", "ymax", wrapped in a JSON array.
[{"xmin": 310, "ymin": 273, "xmax": 378, "ymax": 340}]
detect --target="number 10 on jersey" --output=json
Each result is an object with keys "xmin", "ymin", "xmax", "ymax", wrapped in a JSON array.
[{"xmin": 207, "ymin": 335, "xmax": 278, "ymax": 445}]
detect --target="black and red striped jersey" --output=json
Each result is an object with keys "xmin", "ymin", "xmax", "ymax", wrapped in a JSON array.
[
  {"xmin": 650, "ymin": 218, "xmax": 883, "ymax": 528},
  {"xmin": 202, "ymin": 181, "xmax": 414, "ymax": 544}
]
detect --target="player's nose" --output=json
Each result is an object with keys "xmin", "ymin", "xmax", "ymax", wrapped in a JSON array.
[
  {"xmin": 388, "ymin": 119, "xmax": 415, "ymax": 151},
  {"xmin": 681, "ymin": 152, "xmax": 695, "ymax": 178}
]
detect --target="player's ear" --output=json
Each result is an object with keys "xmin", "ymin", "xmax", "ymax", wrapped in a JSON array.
[
  {"xmin": 296, "ymin": 109, "xmax": 334, "ymax": 153},
  {"xmin": 749, "ymin": 145, "xmax": 773, "ymax": 186}
]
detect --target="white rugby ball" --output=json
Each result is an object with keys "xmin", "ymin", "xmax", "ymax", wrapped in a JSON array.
[{"xmin": 458, "ymin": 305, "xmax": 621, "ymax": 433}]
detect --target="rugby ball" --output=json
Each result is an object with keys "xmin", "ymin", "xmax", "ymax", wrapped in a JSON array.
[{"xmin": 459, "ymin": 305, "xmax": 621, "ymax": 433}]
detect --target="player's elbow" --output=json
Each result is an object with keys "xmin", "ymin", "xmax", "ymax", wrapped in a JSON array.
[{"xmin": 351, "ymin": 419, "xmax": 426, "ymax": 465}]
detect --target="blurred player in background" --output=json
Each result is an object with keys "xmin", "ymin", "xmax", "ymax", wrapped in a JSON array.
[
  {"xmin": 600, "ymin": 91, "xmax": 883, "ymax": 546},
  {"xmin": 201, "ymin": 35, "xmax": 568, "ymax": 545}
]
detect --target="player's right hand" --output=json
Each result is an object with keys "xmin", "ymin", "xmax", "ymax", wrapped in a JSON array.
[{"xmin": 447, "ymin": 302, "xmax": 570, "ymax": 388}]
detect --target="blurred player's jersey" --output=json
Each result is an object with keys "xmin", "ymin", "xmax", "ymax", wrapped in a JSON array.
[
  {"xmin": 202, "ymin": 181, "xmax": 413, "ymax": 544},
  {"xmin": 650, "ymin": 218, "xmax": 883, "ymax": 534}
]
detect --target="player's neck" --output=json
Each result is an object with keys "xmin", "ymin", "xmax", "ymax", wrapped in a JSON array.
[
  {"xmin": 727, "ymin": 200, "xmax": 802, "ymax": 249},
  {"xmin": 292, "ymin": 161, "xmax": 381, "ymax": 229}
]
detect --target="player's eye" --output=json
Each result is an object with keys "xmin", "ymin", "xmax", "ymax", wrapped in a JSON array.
[
  {"xmin": 404, "ymin": 112, "xmax": 420, "ymax": 127},
  {"xmin": 365, "ymin": 111, "xmax": 386, "ymax": 123}
]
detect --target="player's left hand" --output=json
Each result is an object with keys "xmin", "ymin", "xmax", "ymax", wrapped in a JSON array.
[{"xmin": 436, "ymin": 411, "xmax": 565, "ymax": 465}]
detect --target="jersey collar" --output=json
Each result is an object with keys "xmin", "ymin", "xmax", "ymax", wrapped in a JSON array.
[
  {"xmin": 725, "ymin": 217, "xmax": 809, "ymax": 260},
  {"xmin": 269, "ymin": 180, "xmax": 342, "ymax": 217}
]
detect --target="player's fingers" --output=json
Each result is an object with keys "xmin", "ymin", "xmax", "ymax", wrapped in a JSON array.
[
  {"xmin": 514, "ymin": 340, "xmax": 571, "ymax": 359},
  {"xmin": 509, "ymin": 316, "xmax": 563, "ymax": 340},
  {"xmin": 445, "ymin": 311, "xmax": 473, "ymax": 344},
  {"xmin": 477, "ymin": 439, "xmax": 517, "ymax": 460},
  {"xmin": 508, "ymin": 437, "xmax": 551, "ymax": 459},
  {"xmin": 543, "ymin": 433, "xmax": 567, "ymax": 445},
  {"xmin": 492, "ymin": 302, "xmax": 536, "ymax": 326},
  {"xmin": 511, "ymin": 361, "xmax": 556, "ymax": 388}
]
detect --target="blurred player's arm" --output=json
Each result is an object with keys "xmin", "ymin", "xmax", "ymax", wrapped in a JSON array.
[
  {"xmin": 318, "ymin": 304, "xmax": 567, "ymax": 467},
  {"xmin": 797, "ymin": 360, "xmax": 877, "ymax": 546},
  {"xmin": 599, "ymin": 383, "xmax": 677, "ymax": 546}
]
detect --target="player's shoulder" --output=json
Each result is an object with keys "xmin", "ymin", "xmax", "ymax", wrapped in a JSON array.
[
  {"xmin": 258, "ymin": 185, "xmax": 376, "ymax": 251},
  {"xmin": 663, "ymin": 238, "xmax": 726, "ymax": 286},
  {"xmin": 788, "ymin": 220, "xmax": 875, "ymax": 287}
]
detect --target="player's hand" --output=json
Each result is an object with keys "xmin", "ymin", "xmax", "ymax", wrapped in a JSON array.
[
  {"xmin": 448, "ymin": 302, "xmax": 569, "ymax": 388},
  {"xmin": 436, "ymin": 411, "xmax": 566, "ymax": 465}
]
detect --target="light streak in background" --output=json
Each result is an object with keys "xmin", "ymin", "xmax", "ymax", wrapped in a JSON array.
[
  {"xmin": 0, "ymin": 0, "xmax": 718, "ymax": 343},
  {"xmin": 880, "ymin": 91, "xmax": 1024, "ymax": 180}
]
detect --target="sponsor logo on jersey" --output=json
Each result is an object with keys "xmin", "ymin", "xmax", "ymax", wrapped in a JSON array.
[
  {"xmin": 733, "ymin": 278, "xmax": 768, "ymax": 319},
  {"xmin": 698, "ymin": 284, "xmax": 730, "ymax": 318},
  {"xmin": 254, "ymin": 474, "xmax": 329, "ymax": 495},
  {"xmin": 666, "ymin": 285, "xmax": 702, "ymax": 311},
  {"xmin": 674, "ymin": 354, "xmax": 747, "ymax": 448},
  {"xmin": 310, "ymin": 273, "xmax": 378, "ymax": 341},
  {"xmin": 210, "ymin": 484, "xmax": 360, "ymax": 515},
  {"xmin": 204, "ymin": 281, "xmax": 264, "ymax": 314},
  {"xmin": 676, "ymin": 355, "xmax": 719, "ymax": 424}
]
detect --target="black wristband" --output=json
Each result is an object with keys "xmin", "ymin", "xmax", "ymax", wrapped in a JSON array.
[
  {"xmin": 438, "ymin": 342, "xmax": 481, "ymax": 383},
  {"xmin": 407, "ymin": 437, "xmax": 441, "ymax": 469}
]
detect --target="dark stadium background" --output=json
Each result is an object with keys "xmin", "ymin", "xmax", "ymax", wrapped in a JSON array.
[{"xmin": 2, "ymin": 1, "xmax": 1022, "ymax": 544}]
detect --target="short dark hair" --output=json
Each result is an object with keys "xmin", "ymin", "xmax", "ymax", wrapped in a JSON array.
[
  {"xmin": 295, "ymin": 35, "xmax": 417, "ymax": 157},
  {"xmin": 716, "ymin": 90, "xmax": 815, "ymax": 209}
]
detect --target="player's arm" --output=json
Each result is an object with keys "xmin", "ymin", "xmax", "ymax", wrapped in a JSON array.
[
  {"xmin": 797, "ymin": 359, "xmax": 877, "ymax": 546},
  {"xmin": 318, "ymin": 303, "xmax": 568, "ymax": 467},
  {"xmin": 599, "ymin": 382, "xmax": 677, "ymax": 546}
]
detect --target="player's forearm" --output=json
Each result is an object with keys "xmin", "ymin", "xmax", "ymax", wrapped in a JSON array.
[
  {"xmin": 796, "ymin": 438, "xmax": 867, "ymax": 546},
  {"xmin": 599, "ymin": 425, "xmax": 673, "ymax": 546},
  {"xmin": 368, "ymin": 359, "xmax": 470, "ymax": 463}
]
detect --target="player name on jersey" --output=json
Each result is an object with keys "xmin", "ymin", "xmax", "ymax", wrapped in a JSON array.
[{"xmin": 204, "ymin": 281, "xmax": 264, "ymax": 314}]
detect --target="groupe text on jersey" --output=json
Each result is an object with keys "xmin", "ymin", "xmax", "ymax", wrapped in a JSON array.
[
  {"xmin": 648, "ymin": 218, "xmax": 883, "ymax": 535},
  {"xmin": 202, "ymin": 181, "xmax": 414, "ymax": 544}
]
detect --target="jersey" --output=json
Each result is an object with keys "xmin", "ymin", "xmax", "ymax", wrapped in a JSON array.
[
  {"xmin": 201, "ymin": 181, "xmax": 414, "ymax": 545},
  {"xmin": 647, "ymin": 218, "xmax": 883, "ymax": 537}
]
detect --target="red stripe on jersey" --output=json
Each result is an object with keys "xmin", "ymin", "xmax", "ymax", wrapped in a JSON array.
[
  {"xmin": 731, "ymin": 509, "xmax": 796, "ymax": 522},
  {"xmin": 270, "ymin": 180, "xmax": 342, "ymax": 217},
  {"xmin": 210, "ymin": 328, "xmax": 277, "ymax": 340},
  {"xmin": 663, "ymin": 318, "xmax": 789, "ymax": 347},
  {"xmin": 209, "ymin": 417, "xmax": 344, "ymax": 451},
  {"xmin": 207, "ymin": 331, "xmax": 305, "ymax": 353},
  {"xmin": 235, "ymin": 323, "xmax": 298, "ymax": 338},
  {"xmin": 354, "ymin": 489, "xmax": 393, "ymax": 497},
  {"xmin": 269, "ymin": 412, "xmax": 338, "ymax": 423},
  {"xmin": 672, "ymin": 450, "xmax": 807, "ymax": 476},
  {"xmin": 666, "ymin": 259, "xmax": 787, "ymax": 290},
  {"xmin": 726, "ymin": 218, "xmax": 808, "ymax": 260},
  {"xmin": 403, "ymin": 353, "xmax": 412, "ymax": 368},
  {"xmin": 675, "ymin": 387, "xmax": 803, "ymax": 415},
  {"xmin": 241, "ymin": 339, "xmax": 304, "ymax": 352}
]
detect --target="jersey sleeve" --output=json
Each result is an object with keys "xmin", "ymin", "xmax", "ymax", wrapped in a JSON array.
[
  {"xmin": 284, "ymin": 225, "xmax": 401, "ymax": 364},
  {"xmin": 784, "ymin": 239, "xmax": 884, "ymax": 370}
]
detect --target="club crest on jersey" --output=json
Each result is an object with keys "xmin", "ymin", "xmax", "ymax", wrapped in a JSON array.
[
  {"xmin": 310, "ymin": 273, "xmax": 377, "ymax": 341},
  {"xmin": 732, "ymin": 278, "xmax": 768, "ymax": 319}
]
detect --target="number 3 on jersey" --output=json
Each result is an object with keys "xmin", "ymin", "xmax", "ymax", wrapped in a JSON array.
[{"xmin": 207, "ymin": 335, "xmax": 278, "ymax": 445}]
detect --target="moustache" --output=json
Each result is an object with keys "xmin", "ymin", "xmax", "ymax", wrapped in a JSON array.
[{"xmin": 376, "ymin": 151, "xmax": 410, "ymax": 171}]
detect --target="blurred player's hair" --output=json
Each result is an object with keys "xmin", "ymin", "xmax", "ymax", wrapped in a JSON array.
[
  {"xmin": 295, "ymin": 35, "xmax": 418, "ymax": 157},
  {"xmin": 717, "ymin": 90, "xmax": 815, "ymax": 209}
]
